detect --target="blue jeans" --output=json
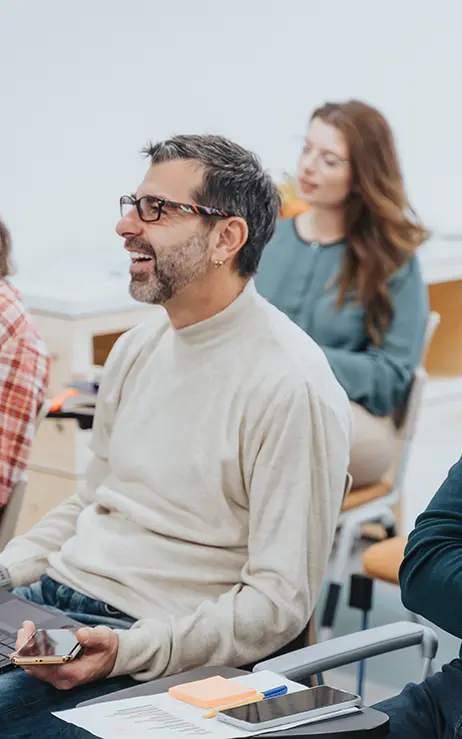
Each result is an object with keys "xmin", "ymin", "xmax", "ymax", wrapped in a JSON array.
[
  {"xmin": 13, "ymin": 575, "xmax": 136, "ymax": 629},
  {"xmin": 375, "ymin": 659, "xmax": 462, "ymax": 738},
  {"xmin": 0, "ymin": 575, "xmax": 137, "ymax": 737}
]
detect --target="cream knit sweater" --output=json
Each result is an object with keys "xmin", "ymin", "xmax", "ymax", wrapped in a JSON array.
[{"xmin": 0, "ymin": 281, "xmax": 352, "ymax": 679}]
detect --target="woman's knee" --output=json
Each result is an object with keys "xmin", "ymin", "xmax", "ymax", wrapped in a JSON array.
[{"xmin": 349, "ymin": 402, "xmax": 396, "ymax": 487}]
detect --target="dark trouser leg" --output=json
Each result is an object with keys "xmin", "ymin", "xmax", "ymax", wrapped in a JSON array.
[
  {"xmin": 374, "ymin": 659, "xmax": 462, "ymax": 739},
  {"xmin": 0, "ymin": 667, "xmax": 136, "ymax": 738},
  {"xmin": 4, "ymin": 575, "xmax": 137, "ymax": 735}
]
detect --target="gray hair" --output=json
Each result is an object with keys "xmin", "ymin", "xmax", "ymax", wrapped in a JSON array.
[{"xmin": 141, "ymin": 134, "xmax": 281, "ymax": 277}]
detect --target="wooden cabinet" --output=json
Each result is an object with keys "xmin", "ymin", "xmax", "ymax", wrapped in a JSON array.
[
  {"xmin": 15, "ymin": 470, "xmax": 79, "ymax": 537},
  {"xmin": 20, "ymin": 303, "xmax": 156, "ymax": 531},
  {"xmin": 426, "ymin": 280, "xmax": 462, "ymax": 376}
]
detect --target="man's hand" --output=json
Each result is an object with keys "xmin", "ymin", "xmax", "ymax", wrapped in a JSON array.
[{"xmin": 12, "ymin": 620, "xmax": 119, "ymax": 690}]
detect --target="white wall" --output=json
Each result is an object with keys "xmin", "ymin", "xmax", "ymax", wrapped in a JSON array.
[{"xmin": 1, "ymin": 0, "xmax": 462, "ymax": 274}]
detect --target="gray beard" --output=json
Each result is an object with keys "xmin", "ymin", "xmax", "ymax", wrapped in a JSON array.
[{"xmin": 128, "ymin": 232, "xmax": 210, "ymax": 305}]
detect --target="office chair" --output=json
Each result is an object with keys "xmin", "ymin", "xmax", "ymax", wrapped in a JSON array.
[
  {"xmin": 320, "ymin": 312, "xmax": 440, "ymax": 641},
  {"xmin": 254, "ymin": 621, "xmax": 438, "ymax": 703}
]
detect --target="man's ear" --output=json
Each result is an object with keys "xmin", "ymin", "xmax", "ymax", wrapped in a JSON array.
[{"xmin": 212, "ymin": 217, "xmax": 248, "ymax": 266}]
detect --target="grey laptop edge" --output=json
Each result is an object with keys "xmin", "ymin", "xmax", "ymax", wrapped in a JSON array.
[{"xmin": 0, "ymin": 589, "xmax": 80, "ymax": 673}]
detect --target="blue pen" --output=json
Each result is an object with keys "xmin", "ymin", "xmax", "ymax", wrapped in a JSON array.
[
  {"xmin": 262, "ymin": 685, "xmax": 288, "ymax": 699},
  {"xmin": 204, "ymin": 684, "xmax": 288, "ymax": 718}
]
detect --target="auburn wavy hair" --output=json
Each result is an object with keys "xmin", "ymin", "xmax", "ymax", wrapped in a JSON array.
[{"xmin": 311, "ymin": 100, "xmax": 429, "ymax": 345}]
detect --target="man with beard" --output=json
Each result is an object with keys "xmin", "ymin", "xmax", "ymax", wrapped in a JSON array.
[{"xmin": 0, "ymin": 135, "xmax": 351, "ymax": 735}]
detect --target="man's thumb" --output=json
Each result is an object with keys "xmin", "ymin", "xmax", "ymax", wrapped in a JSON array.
[{"xmin": 77, "ymin": 625, "xmax": 113, "ymax": 648}]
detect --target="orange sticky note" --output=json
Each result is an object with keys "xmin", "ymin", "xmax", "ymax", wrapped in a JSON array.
[{"xmin": 168, "ymin": 676, "xmax": 257, "ymax": 709}]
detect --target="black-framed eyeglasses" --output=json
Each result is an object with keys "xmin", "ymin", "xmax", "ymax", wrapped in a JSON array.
[{"xmin": 120, "ymin": 195, "xmax": 234, "ymax": 223}]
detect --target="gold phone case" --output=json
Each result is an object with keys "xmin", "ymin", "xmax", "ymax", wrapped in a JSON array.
[{"xmin": 11, "ymin": 643, "xmax": 81, "ymax": 666}]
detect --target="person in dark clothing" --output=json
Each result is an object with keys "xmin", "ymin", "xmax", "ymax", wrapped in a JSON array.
[{"xmin": 375, "ymin": 455, "xmax": 462, "ymax": 738}]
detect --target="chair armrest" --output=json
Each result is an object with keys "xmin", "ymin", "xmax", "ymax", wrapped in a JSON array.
[{"xmin": 253, "ymin": 622, "xmax": 438, "ymax": 681}]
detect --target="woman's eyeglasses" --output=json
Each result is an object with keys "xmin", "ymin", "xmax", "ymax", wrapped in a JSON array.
[
  {"xmin": 301, "ymin": 144, "xmax": 350, "ymax": 169},
  {"xmin": 120, "ymin": 195, "xmax": 234, "ymax": 223}
]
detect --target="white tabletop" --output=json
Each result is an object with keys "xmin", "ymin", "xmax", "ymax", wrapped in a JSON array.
[
  {"xmin": 12, "ymin": 253, "xmax": 151, "ymax": 318},
  {"xmin": 12, "ymin": 236, "xmax": 462, "ymax": 319},
  {"xmin": 418, "ymin": 237, "xmax": 462, "ymax": 285}
]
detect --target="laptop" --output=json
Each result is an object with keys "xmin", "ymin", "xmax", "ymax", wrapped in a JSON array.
[{"xmin": 0, "ymin": 589, "xmax": 80, "ymax": 673}]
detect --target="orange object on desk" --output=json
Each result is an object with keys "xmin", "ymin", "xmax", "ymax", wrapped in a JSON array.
[
  {"xmin": 48, "ymin": 388, "xmax": 79, "ymax": 413},
  {"xmin": 168, "ymin": 676, "xmax": 257, "ymax": 709}
]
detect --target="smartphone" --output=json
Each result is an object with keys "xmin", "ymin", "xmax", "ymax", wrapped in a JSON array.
[
  {"xmin": 11, "ymin": 629, "xmax": 82, "ymax": 666},
  {"xmin": 217, "ymin": 685, "xmax": 361, "ymax": 731}
]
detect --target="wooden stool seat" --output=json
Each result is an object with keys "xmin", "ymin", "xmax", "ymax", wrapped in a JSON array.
[
  {"xmin": 362, "ymin": 536, "xmax": 408, "ymax": 584},
  {"xmin": 342, "ymin": 481, "xmax": 392, "ymax": 512}
]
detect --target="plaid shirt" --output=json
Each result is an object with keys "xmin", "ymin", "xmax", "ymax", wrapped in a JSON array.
[{"xmin": 0, "ymin": 281, "xmax": 49, "ymax": 508}]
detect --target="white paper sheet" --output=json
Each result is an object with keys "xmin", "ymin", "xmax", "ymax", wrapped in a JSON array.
[{"xmin": 53, "ymin": 670, "xmax": 357, "ymax": 739}]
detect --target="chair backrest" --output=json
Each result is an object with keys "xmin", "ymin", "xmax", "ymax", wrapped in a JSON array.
[
  {"xmin": 0, "ymin": 399, "xmax": 50, "ymax": 550},
  {"xmin": 344, "ymin": 472, "xmax": 353, "ymax": 500},
  {"xmin": 391, "ymin": 366, "xmax": 427, "ymax": 492},
  {"xmin": 421, "ymin": 311, "xmax": 440, "ymax": 365},
  {"xmin": 36, "ymin": 398, "xmax": 50, "ymax": 426},
  {"xmin": 392, "ymin": 311, "xmax": 439, "ymax": 433},
  {"xmin": 386, "ymin": 313, "xmax": 438, "ymax": 491},
  {"xmin": 0, "ymin": 479, "xmax": 27, "ymax": 551},
  {"xmin": 398, "ymin": 367, "xmax": 427, "ymax": 441}
]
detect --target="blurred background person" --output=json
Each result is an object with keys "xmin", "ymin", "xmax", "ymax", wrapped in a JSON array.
[
  {"xmin": 0, "ymin": 218, "xmax": 49, "ymax": 512},
  {"xmin": 256, "ymin": 100, "xmax": 429, "ymax": 489}
]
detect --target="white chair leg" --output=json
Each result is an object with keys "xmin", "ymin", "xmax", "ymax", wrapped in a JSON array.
[
  {"xmin": 380, "ymin": 507, "xmax": 397, "ymax": 538},
  {"xmin": 320, "ymin": 518, "xmax": 359, "ymax": 641}
]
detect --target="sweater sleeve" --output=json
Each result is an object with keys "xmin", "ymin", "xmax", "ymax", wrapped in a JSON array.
[
  {"xmin": 322, "ymin": 257, "xmax": 429, "ymax": 416},
  {"xmin": 0, "ymin": 329, "xmax": 137, "ymax": 587},
  {"xmin": 110, "ymin": 376, "xmax": 351, "ymax": 680},
  {"xmin": 399, "ymin": 455, "xmax": 462, "ymax": 638}
]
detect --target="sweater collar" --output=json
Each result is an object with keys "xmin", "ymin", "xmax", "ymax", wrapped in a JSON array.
[{"xmin": 173, "ymin": 279, "xmax": 258, "ymax": 346}]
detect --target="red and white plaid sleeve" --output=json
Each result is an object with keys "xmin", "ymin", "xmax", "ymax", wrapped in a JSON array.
[{"xmin": 0, "ymin": 283, "xmax": 50, "ymax": 508}]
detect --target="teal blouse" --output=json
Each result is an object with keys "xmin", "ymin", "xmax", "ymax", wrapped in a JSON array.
[{"xmin": 255, "ymin": 218, "xmax": 429, "ymax": 417}]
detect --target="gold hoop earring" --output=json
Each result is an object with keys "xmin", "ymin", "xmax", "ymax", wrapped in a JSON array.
[{"xmin": 214, "ymin": 259, "xmax": 224, "ymax": 268}]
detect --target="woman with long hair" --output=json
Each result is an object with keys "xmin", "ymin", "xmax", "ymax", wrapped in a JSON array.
[{"xmin": 256, "ymin": 100, "xmax": 429, "ymax": 488}]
